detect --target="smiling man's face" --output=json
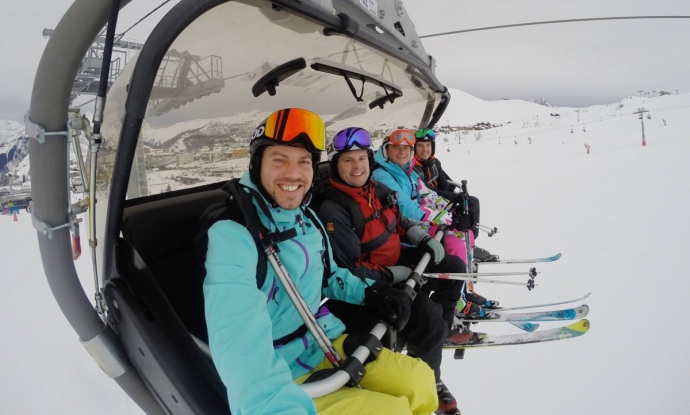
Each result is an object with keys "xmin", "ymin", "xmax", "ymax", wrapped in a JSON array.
[
  {"xmin": 260, "ymin": 145, "xmax": 313, "ymax": 210},
  {"xmin": 337, "ymin": 149, "xmax": 370, "ymax": 188},
  {"xmin": 388, "ymin": 144, "xmax": 412, "ymax": 168},
  {"xmin": 415, "ymin": 141, "xmax": 432, "ymax": 161}
]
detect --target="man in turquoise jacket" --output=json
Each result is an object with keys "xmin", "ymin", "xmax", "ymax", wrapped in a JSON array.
[{"xmin": 203, "ymin": 109, "xmax": 437, "ymax": 415}]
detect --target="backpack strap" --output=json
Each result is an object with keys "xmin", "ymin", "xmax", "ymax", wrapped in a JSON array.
[
  {"xmin": 360, "ymin": 181, "xmax": 398, "ymax": 230},
  {"xmin": 218, "ymin": 179, "xmax": 296, "ymax": 289},
  {"xmin": 301, "ymin": 207, "xmax": 337, "ymax": 287}
]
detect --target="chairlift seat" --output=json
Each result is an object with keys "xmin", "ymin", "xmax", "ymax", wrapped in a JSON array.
[
  {"xmin": 120, "ymin": 183, "xmax": 228, "ymax": 342},
  {"xmin": 104, "ymin": 182, "xmax": 231, "ymax": 413}
]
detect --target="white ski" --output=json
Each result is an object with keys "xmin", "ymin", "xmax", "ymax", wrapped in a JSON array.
[
  {"xmin": 495, "ymin": 292, "xmax": 591, "ymax": 312},
  {"xmin": 476, "ymin": 253, "xmax": 562, "ymax": 264}
]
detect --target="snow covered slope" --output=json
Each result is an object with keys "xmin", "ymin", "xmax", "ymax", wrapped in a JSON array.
[{"xmin": 2, "ymin": 92, "xmax": 689, "ymax": 414}]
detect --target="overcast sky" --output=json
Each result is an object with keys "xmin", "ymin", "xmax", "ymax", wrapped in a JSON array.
[{"xmin": 1, "ymin": 0, "xmax": 689, "ymax": 122}]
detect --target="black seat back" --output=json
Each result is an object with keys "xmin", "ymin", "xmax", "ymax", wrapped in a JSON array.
[
  {"xmin": 105, "ymin": 184, "xmax": 231, "ymax": 414},
  {"xmin": 121, "ymin": 186, "xmax": 228, "ymax": 342}
]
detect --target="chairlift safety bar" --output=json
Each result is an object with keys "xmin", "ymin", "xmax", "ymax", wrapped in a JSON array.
[{"xmin": 299, "ymin": 231, "xmax": 442, "ymax": 398}]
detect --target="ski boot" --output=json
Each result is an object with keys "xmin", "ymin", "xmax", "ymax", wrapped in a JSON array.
[
  {"xmin": 456, "ymin": 301, "xmax": 495, "ymax": 320},
  {"xmin": 464, "ymin": 291, "xmax": 500, "ymax": 310},
  {"xmin": 473, "ymin": 246, "xmax": 499, "ymax": 262},
  {"xmin": 445, "ymin": 324, "xmax": 485, "ymax": 346},
  {"xmin": 435, "ymin": 380, "xmax": 462, "ymax": 415}
]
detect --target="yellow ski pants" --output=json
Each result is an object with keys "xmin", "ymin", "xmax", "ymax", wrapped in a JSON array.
[{"xmin": 296, "ymin": 334, "xmax": 438, "ymax": 415}]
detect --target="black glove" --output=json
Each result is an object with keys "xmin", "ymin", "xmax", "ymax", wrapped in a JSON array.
[
  {"xmin": 364, "ymin": 281, "xmax": 411, "ymax": 331},
  {"xmin": 450, "ymin": 193, "xmax": 479, "ymax": 231}
]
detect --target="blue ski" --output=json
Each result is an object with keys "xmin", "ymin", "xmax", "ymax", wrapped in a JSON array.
[{"xmin": 457, "ymin": 304, "xmax": 589, "ymax": 323}]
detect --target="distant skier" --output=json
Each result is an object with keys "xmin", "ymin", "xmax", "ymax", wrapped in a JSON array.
[
  {"xmin": 663, "ymin": 119, "xmax": 667, "ymax": 126},
  {"xmin": 584, "ymin": 143, "xmax": 590, "ymax": 154},
  {"xmin": 528, "ymin": 137, "xmax": 532, "ymax": 144}
]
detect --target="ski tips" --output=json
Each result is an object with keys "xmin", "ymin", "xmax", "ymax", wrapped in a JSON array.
[
  {"xmin": 577, "ymin": 304, "xmax": 590, "ymax": 318},
  {"xmin": 567, "ymin": 319, "xmax": 590, "ymax": 334}
]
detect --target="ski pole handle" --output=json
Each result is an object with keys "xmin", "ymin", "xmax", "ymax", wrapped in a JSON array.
[{"xmin": 460, "ymin": 180, "xmax": 468, "ymax": 195}]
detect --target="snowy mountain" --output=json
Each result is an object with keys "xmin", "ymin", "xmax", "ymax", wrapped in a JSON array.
[
  {"xmin": 529, "ymin": 98, "xmax": 554, "ymax": 108},
  {"xmin": 142, "ymin": 109, "xmax": 270, "ymax": 150},
  {"xmin": 0, "ymin": 120, "xmax": 29, "ymax": 176}
]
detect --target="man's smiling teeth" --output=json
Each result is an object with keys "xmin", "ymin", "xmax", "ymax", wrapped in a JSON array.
[
  {"xmin": 280, "ymin": 184, "xmax": 300, "ymax": 191},
  {"xmin": 351, "ymin": 172, "xmax": 363, "ymax": 176}
]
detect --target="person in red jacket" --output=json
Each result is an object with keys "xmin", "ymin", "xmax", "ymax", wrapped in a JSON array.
[{"xmin": 316, "ymin": 127, "xmax": 471, "ymax": 415}]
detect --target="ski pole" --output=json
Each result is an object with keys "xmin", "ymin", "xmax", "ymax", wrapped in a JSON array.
[
  {"xmin": 264, "ymin": 245, "xmax": 344, "ymax": 367},
  {"xmin": 477, "ymin": 223, "xmax": 499, "ymax": 237},
  {"xmin": 424, "ymin": 273, "xmax": 537, "ymax": 287},
  {"xmin": 457, "ymin": 180, "xmax": 474, "ymax": 294},
  {"xmin": 426, "ymin": 269, "xmax": 539, "ymax": 278}
]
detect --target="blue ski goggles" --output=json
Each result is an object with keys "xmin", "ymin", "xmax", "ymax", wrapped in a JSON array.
[{"xmin": 332, "ymin": 127, "xmax": 373, "ymax": 152}]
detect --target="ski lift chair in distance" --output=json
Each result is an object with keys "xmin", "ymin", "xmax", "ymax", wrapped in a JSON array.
[{"xmin": 28, "ymin": 0, "xmax": 450, "ymax": 414}]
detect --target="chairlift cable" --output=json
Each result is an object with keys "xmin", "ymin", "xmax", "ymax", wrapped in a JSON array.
[
  {"xmin": 116, "ymin": 0, "xmax": 172, "ymax": 40},
  {"xmin": 420, "ymin": 16, "xmax": 690, "ymax": 39}
]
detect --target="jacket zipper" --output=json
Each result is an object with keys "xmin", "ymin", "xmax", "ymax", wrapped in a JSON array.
[{"xmin": 296, "ymin": 214, "xmax": 307, "ymax": 235}]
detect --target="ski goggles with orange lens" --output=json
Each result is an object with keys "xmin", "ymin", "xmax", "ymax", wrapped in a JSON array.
[
  {"xmin": 257, "ymin": 108, "xmax": 326, "ymax": 152},
  {"xmin": 386, "ymin": 129, "xmax": 416, "ymax": 147}
]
